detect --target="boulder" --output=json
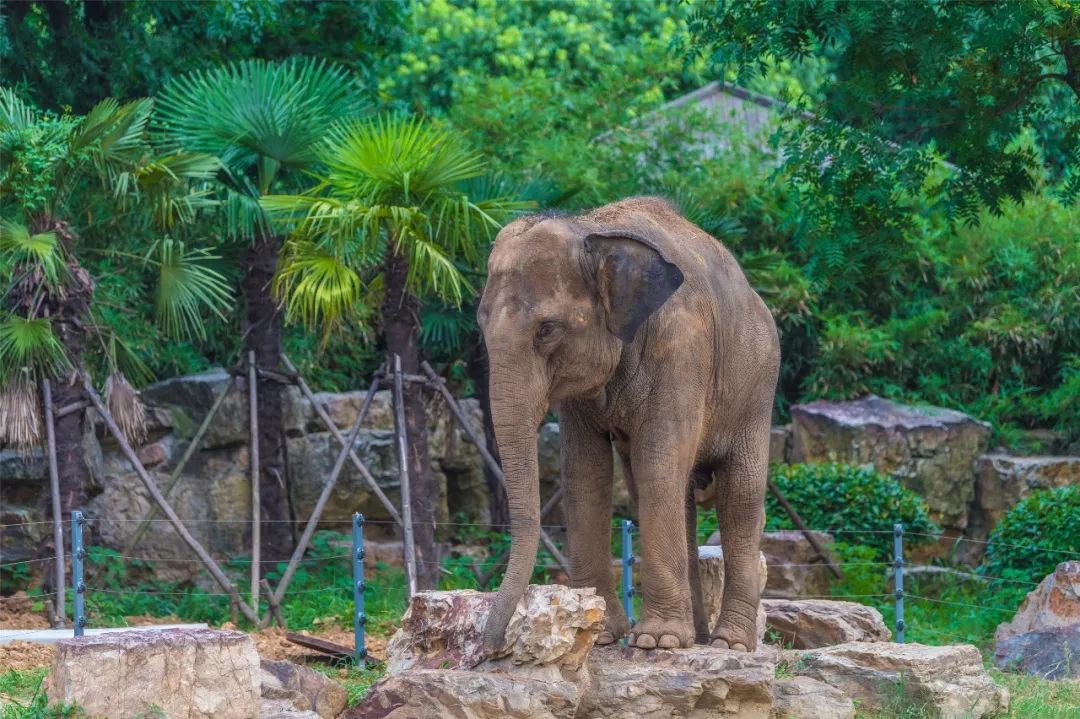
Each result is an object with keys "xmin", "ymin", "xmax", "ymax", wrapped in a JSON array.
[
  {"xmin": 771, "ymin": 675, "xmax": 855, "ymax": 719},
  {"xmin": 743, "ymin": 530, "xmax": 835, "ymax": 599},
  {"xmin": 969, "ymin": 455, "xmax": 1080, "ymax": 557},
  {"xmin": 46, "ymin": 628, "xmax": 261, "ymax": 719},
  {"xmin": 995, "ymin": 561, "xmax": 1080, "ymax": 643},
  {"xmin": 697, "ymin": 545, "xmax": 769, "ymax": 643},
  {"xmin": 993, "ymin": 625, "xmax": 1080, "ymax": 680},
  {"xmin": 770, "ymin": 425, "xmax": 791, "ymax": 464},
  {"xmin": 793, "ymin": 642, "xmax": 1008, "ymax": 719},
  {"xmin": 351, "ymin": 669, "xmax": 582, "ymax": 719},
  {"xmin": 384, "ymin": 585, "xmax": 605, "ymax": 673},
  {"xmin": 763, "ymin": 599, "xmax": 891, "ymax": 649},
  {"xmin": 582, "ymin": 644, "xmax": 776, "ymax": 719},
  {"xmin": 261, "ymin": 659, "xmax": 348, "ymax": 719},
  {"xmin": 790, "ymin": 396, "xmax": 991, "ymax": 531}
]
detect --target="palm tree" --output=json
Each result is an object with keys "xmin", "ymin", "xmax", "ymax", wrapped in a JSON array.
[
  {"xmin": 263, "ymin": 115, "xmax": 532, "ymax": 588},
  {"xmin": 0, "ymin": 87, "xmax": 230, "ymax": 521},
  {"xmin": 153, "ymin": 59, "xmax": 366, "ymax": 561}
]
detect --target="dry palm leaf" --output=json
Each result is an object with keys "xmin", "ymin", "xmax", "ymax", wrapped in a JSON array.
[
  {"xmin": 0, "ymin": 375, "xmax": 42, "ymax": 453},
  {"xmin": 105, "ymin": 372, "xmax": 146, "ymax": 447}
]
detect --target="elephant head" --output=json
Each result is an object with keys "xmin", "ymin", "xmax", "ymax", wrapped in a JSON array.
[{"xmin": 477, "ymin": 216, "xmax": 684, "ymax": 651}]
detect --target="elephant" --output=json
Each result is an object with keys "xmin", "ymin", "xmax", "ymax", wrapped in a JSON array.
[{"xmin": 477, "ymin": 196, "xmax": 780, "ymax": 653}]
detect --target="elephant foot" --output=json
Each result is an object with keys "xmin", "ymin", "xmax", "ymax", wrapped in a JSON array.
[
  {"xmin": 596, "ymin": 614, "xmax": 630, "ymax": 646},
  {"xmin": 628, "ymin": 617, "xmax": 694, "ymax": 650},
  {"xmin": 709, "ymin": 614, "xmax": 756, "ymax": 652}
]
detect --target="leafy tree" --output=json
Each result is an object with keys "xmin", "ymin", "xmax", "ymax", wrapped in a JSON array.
[
  {"xmin": 0, "ymin": 87, "xmax": 228, "ymax": 520},
  {"xmin": 262, "ymin": 115, "xmax": 530, "ymax": 587},
  {"xmin": 153, "ymin": 58, "xmax": 366, "ymax": 562},
  {"xmin": 1, "ymin": 0, "xmax": 406, "ymax": 112}
]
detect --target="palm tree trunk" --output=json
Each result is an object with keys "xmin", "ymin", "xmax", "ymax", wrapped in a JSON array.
[
  {"xmin": 466, "ymin": 340, "xmax": 509, "ymax": 529},
  {"xmin": 382, "ymin": 246, "xmax": 440, "ymax": 590},
  {"xmin": 242, "ymin": 233, "xmax": 294, "ymax": 566}
]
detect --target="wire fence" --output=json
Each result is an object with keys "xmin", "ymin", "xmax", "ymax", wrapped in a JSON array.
[{"xmin": 1, "ymin": 513, "xmax": 1076, "ymax": 659}]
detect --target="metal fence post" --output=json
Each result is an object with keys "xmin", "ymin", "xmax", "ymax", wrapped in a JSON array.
[
  {"xmin": 894, "ymin": 522, "xmax": 905, "ymax": 643},
  {"xmin": 621, "ymin": 520, "xmax": 635, "ymax": 626},
  {"xmin": 72, "ymin": 511, "xmax": 86, "ymax": 638},
  {"xmin": 353, "ymin": 513, "xmax": 367, "ymax": 664}
]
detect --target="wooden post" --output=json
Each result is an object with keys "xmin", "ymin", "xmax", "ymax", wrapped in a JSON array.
[
  {"xmin": 125, "ymin": 374, "xmax": 237, "ymax": 553},
  {"xmin": 41, "ymin": 380, "xmax": 66, "ymax": 626},
  {"xmin": 265, "ymin": 369, "xmax": 383, "ymax": 619},
  {"xmin": 80, "ymin": 372, "xmax": 260, "ymax": 624},
  {"xmin": 419, "ymin": 361, "xmax": 569, "ymax": 571},
  {"xmin": 767, "ymin": 480, "xmax": 843, "ymax": 579},
  {"xmin": 280, "ymin": 355, "xmax": 402, "ymax": 526},
  {"xmin": 260, "ymin": 579, "xmax": 286, "ymax": 628},
  {"xmin": 248, "ymin": 351, "xmax": 260, "ymax": 609},
  {"xmin": 393, "ymin": 355, "xmax": 419, "ymax": 598}
]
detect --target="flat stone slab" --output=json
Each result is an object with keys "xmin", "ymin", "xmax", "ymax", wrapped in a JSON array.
[
  {"xmin": 0, "ymin": 623, "xmax": 208, "ymax": 645},
  {"xmin": 46, "ymin": 628, "xmax": 261, "ymax": 719},
  {"xmin": 763, "ymin": 599, "xmax": 890, "ymax": 649},
  {"xmin": 994, "ymin": 625, "xmax": 1080, "ymax": 680}
]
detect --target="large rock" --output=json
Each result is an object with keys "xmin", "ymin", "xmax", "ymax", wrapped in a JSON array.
[
  {"xmin": 771, "ymin": 676, "xmax": 855, "ymax": 719},
  {"xmin": 727, "ymin": 530, "xmax": 836, "ymax": 599},
  {"xmin": 790, "ymin": 396, "xmax": 991, "ymax": 531},
  {"xmin": 582, "ymin": 644, "xmax": 776, "ymax": 719},
  {"xmin": 384, "ymin": 585, "xmax": 605, "ymax": 673},
  {"xmin": 794, "ymin": 642, "xmax": 1008, "ymax": 719},
  {"xmin": 46, "ymin": 628, "xmax": 261, "ymax": 719},
  {"xmin": 698, "ymin": 545, "xmax": 769, "ymax": 644},
  {"xmin": 261, "ymin": 659, "xmax": 348, "ymax": 719},
  {"xmin": 993, "ymin": 625, "xmax": 1080, "ymax": 680},
  {"xmin": 352, "ymin": 668, "xmax": 582, "ymax": 719},
  {"xmin": 970, "ymin": 455, "xmax": 1080, "ymax": 555},
  {"xmin": 995, "ymin": 561, "xmax": 1080, "ymax": 643},
  {"xmin": 763, "ymin": 599, "xmax": 891, "ymax": 649}
]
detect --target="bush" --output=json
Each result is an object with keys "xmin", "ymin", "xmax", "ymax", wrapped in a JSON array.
[
  {"xmin": 981, "ymin": 485, "xmax": 1080, "ymax": 586},
  {"xmin": 766, "ymin": 462, "xmax": 939, "ymax": 559}
]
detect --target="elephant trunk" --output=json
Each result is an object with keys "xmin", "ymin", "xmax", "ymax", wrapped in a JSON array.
[{"xmin": 482, "ymin": 356, "xmax": 547, "ymax": 653}]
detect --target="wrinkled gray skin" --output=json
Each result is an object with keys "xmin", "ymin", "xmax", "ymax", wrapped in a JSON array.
[{"xmin": 478, "ymin": 197, "xmax": 780, "ymax": 652}]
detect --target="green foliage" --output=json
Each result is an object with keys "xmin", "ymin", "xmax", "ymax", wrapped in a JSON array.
[
  {"xmin": 766, "ymin": 463, "xmax": 939, "ymax": 559},
  {"xmin": 981, "ymin": 486, "xmax": 1080, "ymax": 586},
  {"xmin": 0, "ymin": 669, "xmax": 82, "ymax": 719}
]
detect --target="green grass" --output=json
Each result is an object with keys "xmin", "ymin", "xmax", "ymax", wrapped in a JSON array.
[{"xmin": 0, "ymin": 668, "xmax": 81, "ymax": 719}]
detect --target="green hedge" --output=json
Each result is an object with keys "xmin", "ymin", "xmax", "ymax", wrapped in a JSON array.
[
  {"xmin": 981, "ymin": 485, "xmax": 1080, "ymax": 586},
  {"xmin": 766, "ymin": 462, "xmax": 939, "ymax": 559}
]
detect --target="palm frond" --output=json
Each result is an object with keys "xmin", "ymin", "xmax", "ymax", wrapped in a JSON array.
[
  {"xmin": 0, "ymin": 87, "xmax": 37, "ymax": 132},
  {"xmin": 104, "ymin": 332, "xmax": 155, "ymax": 387},
  {"xmin": 155, "ymin": 58, "xmax": 366, "ymax": 192},
  {"xmin": 105, "ymin": 372, "xmax": 147, "ymax": 447},
  {"xmin": 0, "ymin": 373, "xmax": 41, "ymax": 451},
  {"xmin": 147, "ymin": 238, "xmax": 232, "ymax": 340},
  {"xmin": 273, "ymin": 237, "xmax": 367, "ymax": 341},
  {"xmin": 0, "ymin": 314, "xmax": 70, "ymax": 383},
  {"xmin": 0, "ymin": 219, "xmax": 66, "ymax": 287}
]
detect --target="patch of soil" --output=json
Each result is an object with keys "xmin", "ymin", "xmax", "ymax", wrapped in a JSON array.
[
  {"xmin": 0, "ymin": 640, "xmax": 55, "ymax": 672},
  {"xmin": 245, "ymin": 625, "xmax": 388, "ymax": 663},
  {"xmin": 0, "ymin": 592, "xmax": 51, "ymax": 629}
]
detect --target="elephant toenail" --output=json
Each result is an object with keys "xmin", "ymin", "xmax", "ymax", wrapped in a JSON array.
[
  {"xmin": 711, "ymin": 638, "xmax": 730, "ymax": 649},
  {"xmin": 657, "ymin": 634, "xmax": 680, "ymax": 649},
  {"xmin": 596, "ymin": 631, "xmax": 615, "ymax": 645},
  {"xmin": 635, "ymin": 634, "xmax": 658, "ymax": 649},
  {"xmin": 731, "ymin": 642, "xmax": 748, "ymax": 652}
]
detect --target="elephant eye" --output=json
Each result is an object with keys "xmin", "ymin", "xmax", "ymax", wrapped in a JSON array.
[{"xmin": 536, "ymin": 321, "xmax": 559, "ymax": 341}]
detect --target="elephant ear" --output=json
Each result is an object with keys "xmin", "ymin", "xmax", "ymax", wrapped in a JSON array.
[{"xmin": 584, "ymin": 229, "xmax": 685, "ymax": 343}]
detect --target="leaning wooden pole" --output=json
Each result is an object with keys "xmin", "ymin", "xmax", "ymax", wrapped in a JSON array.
[
  {"xmin": 767, "ymin": 479, "xmax": 843, "ymax": 579},
  {"xmin": 80, "ymin": 372, "xmax": 260, "ymax": 624},
  {"xmin": 41, "ymin": 380, "xmax": 66, "ymax": 626},
  {"xmin": 125, "ymin": 374, "xmax": 237, "ymax": 553},
  {"xmin": 265, "ymin": 369, "xmax": 383, "ymax": 620},
  {"xmin": 393, "ymin": 355, "xmax": 419, "ymax": 598},
  {"xmin": 248, "ymin": 351, "xmax": 261, "ymax": 609},
  {"xmin": 420, "ymin": 361, "xmax": 570, "ymax": 571}
]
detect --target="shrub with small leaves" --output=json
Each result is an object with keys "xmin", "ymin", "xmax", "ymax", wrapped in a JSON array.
[
  {"xmin": 981, "ymin": 486, "xmax": 1080, "ymax": 587},
  {"xmin": 766, "ymin": 462, "xmax": 939, "ymax": 560}
]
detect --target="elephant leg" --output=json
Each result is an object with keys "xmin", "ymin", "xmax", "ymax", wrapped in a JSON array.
[
  {"xmin": 627, "ymin": 434, "xmax": 697, "ymax": 650},
  {"xmin": 710, "ymin": 424, "xmax": 769, "ymax": 652},
  {"xmin": 686, "ymin": 478, "xmax": 709, "ymax": 644},
  {"xmin": 559, "ymin": 404, "xmax": 626, "ymax": 645}
]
